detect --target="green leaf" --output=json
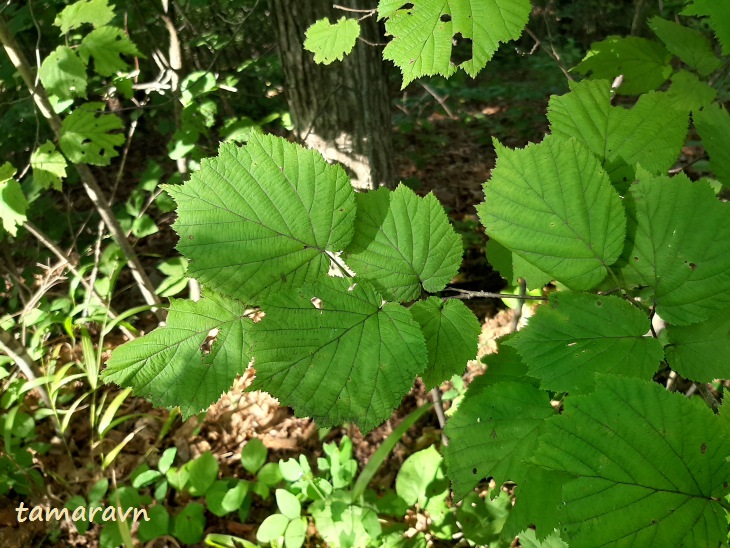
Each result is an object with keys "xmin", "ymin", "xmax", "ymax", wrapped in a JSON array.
[
  {"xmin": 649, "ymin": 16, "xmax": 721, "ymax": 76},
  {"xmin": 683, "ymin": 0, "xmax": 730, "ymax": 55},
  {"xmin": 257, "ymin": 513, "xmax": 289, "ymax": 544},
  {"xmin": 531, "ymin": 375, "xmax": 730, "ymax": 547},
  {"xmin": 165, "ymin": 134, "xmax": 355, "ymax": 304},
  {"xmin": 396, "ymin": 445, "xmax": 447, "ymax": 507},
  {"xmin": 305, "ymin": 17, "xmax": 360, "ymax": 64},
  {"xmin": 59, "ymin": 102, "xmax": 124, "ymax": 166},
  {"xmin": 667, "ymin": 70, "xmax": 717, "ymax": 113},
  {"xmin": 275, "ymin": 489, "xmax": 301, "ymax": 519},
  {"xmin": 486, "ymin": 238, "xmax": 553, "ymax": 289},
  {"xmin": 30, "ymin": 141, "xmax": 68, "ymax": 191},
  {"xmin": 137, "ymin": 505, "xmax": 170, "ymax": 543},
  {"xmin": 345, "ymin": 185, "xmax": 462, "ymax": 302},
  {"xmin": 380, "ymin": 0, "xmax": 531, "ymax": 88},
  {"xmin": 548, "ymin": 80, "xmax": 689, "ymax": 192},
  {"xmin": 616, "ymin": 171, "xmax": 730, "ymax": 325},
  {"xmin": 172, "ymin": 502, "xmax": 206, "ymax": 545},
  {"xmin": 284, "ymin": 517, "xmax": 307, "ymax": 548},
  {"xmin": 206, "ymin": 480, "xmax": 249, "ymax": 517},
  {"xmin": 39, "ymin": 46, "xmax": 87, "ymax": 100},
  {"xmin": 477, "ymin": 135, "xmax": 625, "ymax": 291},
  {"xmin": 518, "ymin": 529, "xmax": 568, "ymax": 548},
  {"xmin": 185, "ymin": 451, "xmax": 219, "ymax": 496},
  {"xmin": 572, "ymin": 36, "xmax": 672, "ymax": 95},
  {"xmin": 456, "ymin": 491, "xmax": 511, "ymax": 546},
  {"xmin": 310, "ymin": 493, "xmax": 381, "ymax": 546},
  {"xmin": 0, "ymin": 163, "xmax": 27, "ymax": 236},
  {"xmin": 665, "ymin": 307, "xmax": 730, "ymax": 383},
  {"xmin": 54, "ymin": 0, "xmax": 114, "ymax": 33},
  {"xmin": 506, "ymin": 293, "xmax": 663, "ymax": 393},
  {"xmin": 78, "ymin": 26, "xmax": 143, "ymax": 76},
  {"xmin": 410, "ymin": 297, "xmax": 480, "ymax": 390},
  {"xmin": 241, "ymin": 438, "xmax": 267, "ymax": 474},
  {"xmin": 444, "ymin": 366, "xmax": 555, "ymax": 499},
  {"xmin": 103, "ymin": 293, "xmax": 252, "ymax": 419},
  {"xmin": 694, "ymin": 101, "xmax": 730, "ymax": 187},
  {"xmin": 250, "ymin": 277, "xmax": 427, "ymax": 432}
]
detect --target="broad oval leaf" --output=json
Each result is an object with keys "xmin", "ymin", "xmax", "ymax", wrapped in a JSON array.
[
  {"xmin": 572, "ymin": 36, "xmax": 672, "ymax": 95},
  {"xmin": 344, "ymin": 185, "xmax": 462, "ymax": 302},
  {"xmin": 379, "ymin": 0, "xmax": 531, "ymax": 88},
  {"xmin": 683, "ymin": 0, "xmax": 730, "ymax": 55},
  {"xmin": 250, "ymin": 277, "xmax": 427, "ymax": 432},
  {"xmin": 548, "ymin": 80, "xmax": 689, "ymax": 193},
  {"xmin": 39, "ymin": 46, "xmax": 88, "ymax": 100},
  {"xmin": 649, "ymin": 16, "xmax": 721, "ymax": 76},
  {"xmin": 616, "ymin": 171, "xmax": 730, "ymax": 324},
  {"xmin": 477, "ymin": 135, "xmax": 626, "ymax": 291},
  {"xmin": 444, "ymin": 346, "xmax": 555, "ymax": 500},
  {"xmin": 410, "ymin": 297, "xmax": 480, "ymax": 390},
  {"xmin": 693, "ymin": 101, "xmax": 730, "ymax": 187},
  {"xmin": 665, "ymin": 307, "xmax": 730, "ymax": 383},
  {"xmin": 304, "ymin": 17, "xmax": 361, "ymax": 65},
  {"xmin": 531, "ymin": 375, "xmax": 730, "ymax": 547},
  {"xmin": 103, "ymin": 293, "xmax": 251, "ymax": 418},
  {"xmin": 506, "ymin": 293, "xmax": 663, "ymax": 394},
  {"xmin": 165, "ymin": 134, "xmax": 356, "ymax": 304}
]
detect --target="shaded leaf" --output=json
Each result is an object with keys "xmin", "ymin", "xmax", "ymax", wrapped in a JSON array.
[
  {"xmin": 694, "ymin": 101, "xmax": 730, "ymax": 187},
  {"xmin": 250, "ymin": 277, "xmax": 427, "ymax": 432},
  {"xmin": 616, "ymin": 171, "xmax": 730, "ymax": 324},
  {"xmin": 665, "ymin": 307, "xmax": 730, "ymax": 383},
  {"xmin": 649, "ymin": 16, "xmax": 720, "ymax": 76},
  {"xmin": 506, "ymin": 293, "xmax": 663, "ymax": 393},
  {"xmin": 573, "ymin": 36, "xmax": 672, "ymax": 95},
  {"xmin": 410, "ymin": 297, "xmax": 480, "ymax": 390},
  {"xmin": 0, "ymin": 163, "xmax": 27, "ymax": 236},
  {"xmin": 531, "ymin": 375, "xmax": 730, "ymax": 547},
  {"xmin": 548, "ymin": 80, "xmax": 688, "ymax": 192},
  {"xmin": 344, "ymin": 185, "xmax": 462, "ymax": 302},
  {"xmin": 683, "ymin": 0, "xmax": 730, "ymax": 55},
  {"xmin": 39, "ymin": 46, "xmax": 87, "ymax": 100},
  {"xmin": 478, "ymin": 135, "xmax": 625, "ymax": 291}
]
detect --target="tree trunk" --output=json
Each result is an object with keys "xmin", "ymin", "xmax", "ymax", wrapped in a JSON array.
[{"xmin": 269, "ymin": 0, "xmax": 394, "ymax": 190}]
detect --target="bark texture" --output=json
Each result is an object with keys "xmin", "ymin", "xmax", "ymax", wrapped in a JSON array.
[{"xmin": 269, "ymin": 0, "xmax": 394, "ymax": 189}]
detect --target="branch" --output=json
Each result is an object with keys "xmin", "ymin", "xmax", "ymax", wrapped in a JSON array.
[
  {"xmin": 444, "ymin": 287, "xmax": 547, "ymax": 301},
  {"xmin": 0, "ymin": 16, "xmax": 163, "ymax": 317}
]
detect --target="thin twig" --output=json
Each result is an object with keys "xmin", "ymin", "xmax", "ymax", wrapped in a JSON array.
[
  {"xmin": 333, "ymin": 4, "xmax": 376, "ymax": 16},
  {"xmin": 696, "ymin": 383, "xmax": 721, "ymax": 413},
  {"xmin": 444, "ymin": 287, "xmax": 547, "ymax": 301},
  {"xmin": 430, "ymin": 387, "xmax": 448, "ymax": 446},
  {"xmin": 524, "ymin": 27, "xmax": 573, "ymax": 82},
  {"xmin": 510, "ymin": 278, "xmax": 527, "ymax": 332},
  {"xmin": 417, "ymin": 80, "xmax": 456, "ymax": 119},
  {"xmin": 0, "ymin": 330, "xmax": 52, "ymax": 409}
]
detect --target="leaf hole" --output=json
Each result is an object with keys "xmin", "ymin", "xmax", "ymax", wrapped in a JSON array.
[
  {"xmin": 440, "ymin": 14, "xmax": 451, "ymax": 23},
  {"xmin": 450, "ymin": 33, "xmax": 473, "ymax": 66},
  {"xmin": 472, "ymin": 467, "xmax": 477, "ymax": 475},
  {"xmin": 689, "ymin": 263, "xmax": 696, "ymax": 270}
]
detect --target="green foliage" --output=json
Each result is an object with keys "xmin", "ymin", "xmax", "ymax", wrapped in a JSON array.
[
  {"xmin": 30, "ymin": 141, "xmax": 68, "ymax": 191},
  {"xmin": 682, "ymin": 0, "xmax": 730, "ymax": 55},
  {"xmin": 378, "ymin": 0, "xmax": 532, "ymax": 87},
  {"xmin": 649, "ymin": 16, "xmax": 721, "ymax": 76},
  {"xmin": 573, "ymin": 36, "xmax": 673, "ymax": 95},
  {"xmin": 305, "ymin": 17, "xmax": 361, "ymax": 64},
  {"xmin": 693, "ymin": 101, "xmax": 730, "ymax": 187},
  {"xmin": 59, "ymin": 102, "xmax": 125, "ymax": 166},
  {"xmin": 477, "ymin": 135, "xmax": 626, "ymax": 290},
  {"xmin": 54, "ymin": 0, "xmax": 114, "ymax": 34},
  {"xmin": 344, "ymin": 185, "xmax": 463, "ymax": 302},
  {"xmin": 250, "ymin": 276, "xmax": 427, "ymax": 432},
  {"xmin": 102, "ymin": 293, "xmax": 252, "ymax": 418},
  {"xmin": 78, "ymin": 26, "xmax": 143, "ymax": 76},
  {"xmin": 39, "ymin": 46, "xmax": 88, "ymax": 100},
  {"xmin": 0, "ymin": 163, "xmax": 27, "ymax": 236},
  {"xmin": 165, "ymin": 133, "xmax": 355, "ymax": 304}
]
